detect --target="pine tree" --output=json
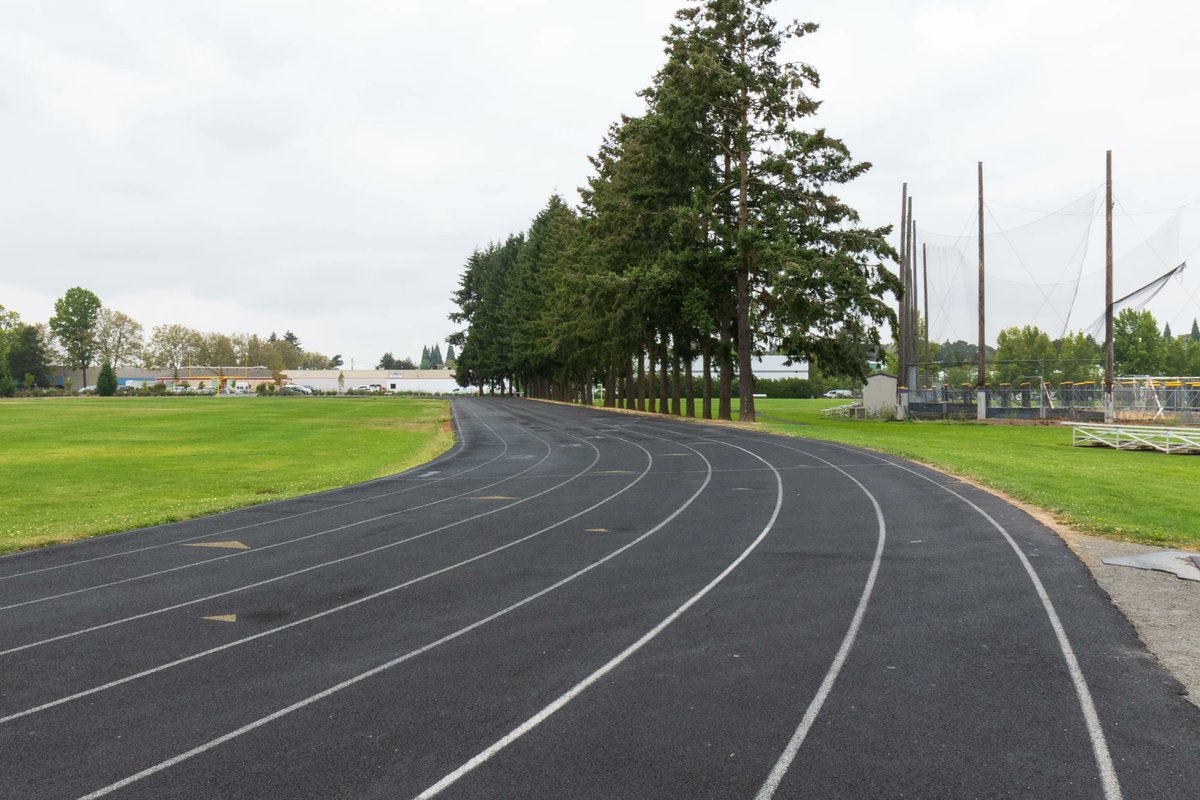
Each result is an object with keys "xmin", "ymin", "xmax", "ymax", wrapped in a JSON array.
[
  {"xmin": 1164, "ymin": 322, "xmax": 1172, "ymax": 340},
  {"xmin": 1191, "ymin": 319, "xmax": 1199, "ymax": 342},
  {"xmin": 420, "ymin": 345, "xmax": 431, "ymax": 370},
  {"xmin": 97, "ymin": 361, "xmax": 118, "ymax": 396},
  {"xmin": 431, "ymin": 343, "xmax": 443, "ymax": 368}
]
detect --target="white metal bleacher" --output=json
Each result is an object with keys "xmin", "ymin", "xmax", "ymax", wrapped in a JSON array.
[{"xmin": 1065, "ymin": 422, "xmax": 1200, "ymax": 454}]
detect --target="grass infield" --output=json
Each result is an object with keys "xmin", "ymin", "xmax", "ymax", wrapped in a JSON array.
[
  {"xmin": 741, "ymin": 398, "xmax": 1199, "ymax": 549},
  {"xmin": 0, "ymin": 397, "xmax": 453, "ymax": 554}
]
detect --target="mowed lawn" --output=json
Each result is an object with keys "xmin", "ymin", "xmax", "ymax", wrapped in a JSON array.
[
  {"xmin": 0, "ymin": 397, "xmax": 453, "ymax": 553},
  {"xmin": 740, "ymin": 398, "xmax": 1199, "ymax": 549}
]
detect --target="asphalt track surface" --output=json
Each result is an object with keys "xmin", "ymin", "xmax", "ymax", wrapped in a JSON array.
[{"xmin": 2, "ymin": 398, "xmax": 1198, "ymax": 799}]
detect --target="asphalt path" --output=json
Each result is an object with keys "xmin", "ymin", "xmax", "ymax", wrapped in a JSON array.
[{"xmin": 2, "ymin": 397, "xmax": 1197, "ymax": 799}]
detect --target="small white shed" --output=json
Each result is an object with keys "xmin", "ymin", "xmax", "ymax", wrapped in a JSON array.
[{"xmin": 863, "ymin": 373, "xmax": 898, "ymax": 419}]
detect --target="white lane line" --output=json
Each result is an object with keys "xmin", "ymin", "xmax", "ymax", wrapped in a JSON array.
[
  {"xmin": 752, "ymin": 451, "xmax": 887, "ymax": 800},
  {"xmin": 0, "ymin": 400, "xmax": 482, "ymax": 582},
  {"xmin": 727, "ymin": 426, "xmax": 1121, "ymax": 800},
  {"xmin": 414, "ymin": 436, "xmax": 781, "ymax": 800},
  {"xmin": 866, "ymin": 453, "xmax": 1123, "ymax": 800},
  {"xmin": 72, "ymin": 437, "xmax": 714, "ymax": 800},
  {"xmin": 2, "ymin": 434, "xmax": 657, "ymax": 725},
  {"xmin": 0, "ymin": 417, "xmax": 582, "ymax": 655},
  {"xmin": 0, "ymin": 403, "xmax": 542, "ymax": 612}
]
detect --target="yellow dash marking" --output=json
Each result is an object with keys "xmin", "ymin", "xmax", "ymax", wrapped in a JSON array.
[
  {"xmin": 183, "ymin": 541, "xmax": 250, "ymax": 550},
  {"xmin": 598, "ymin": 470, "xmax": 635, "ymax": 474},
  {"xmin": 585, "ymin": 528, "xmax": 610, "ymax": 533},
  {"xmin": 663, "ymin": 453, "xmax": 691, "ymax": 457},
  {"xmin": 202, "ymin": 614, "xmax": 237, "ymax": 623},
  {"xmin": 732, "ymin": 488, "xmax": 751, "ymax": 491},
  {"xmin": 470, "ymin": 496, "xmax": 518, "ymax": 501}
]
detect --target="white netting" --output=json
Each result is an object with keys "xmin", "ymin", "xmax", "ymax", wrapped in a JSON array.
[{"xmin": 916, "ymin": 192, "xmax": 1196, "ymax": 345}]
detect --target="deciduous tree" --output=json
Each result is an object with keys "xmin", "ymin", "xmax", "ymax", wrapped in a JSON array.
[
  {"xmin": 50, "ymin": 287, "xmax": 102, "ymax": 386},
  {"xmin": 94, "ymin": 309, "xmax": 144, "ymax": 368}
]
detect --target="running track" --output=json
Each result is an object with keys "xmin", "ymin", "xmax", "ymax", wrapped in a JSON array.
[{"xmin": 2, "ymin": 398, "xmax": 1197, "ymax": 799}]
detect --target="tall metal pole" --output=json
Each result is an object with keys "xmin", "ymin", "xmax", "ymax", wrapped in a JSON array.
[
  {"xmin": 977, "ymin": 162, "xmax": 987, "ymax": 420},
  {"xmin": 1105, "ymin": 150, "xmax": 1114, "ymax": 422}
]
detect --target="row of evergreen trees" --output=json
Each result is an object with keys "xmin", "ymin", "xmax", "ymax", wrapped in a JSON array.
[{"xmin": 448, "ymin": 0, "xmax": 898, "ymax": 422}]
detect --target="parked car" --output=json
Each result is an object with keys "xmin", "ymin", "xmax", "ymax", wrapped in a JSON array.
[
  {"xmin": 350, "ymin": 384, "xmax": 382, "ymax": 392},
  {"xmin": 822, "ymin": 389, "xmax": 854, "ymax": 399},
  {"xmin": 78, "ymin": 385, "xmax": 97, "ymax": 394},
  {"xmin": 281, "ymin": 384, "xmax": 313, "ymax": 395}
]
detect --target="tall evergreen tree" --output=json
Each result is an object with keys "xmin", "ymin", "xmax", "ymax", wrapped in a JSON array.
[{"xmin": 96, "ymin": 361, "xmax": 118, "ymax": 396}]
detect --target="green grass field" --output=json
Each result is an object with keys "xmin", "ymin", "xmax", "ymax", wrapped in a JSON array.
[
  {"xmin": 0, "ymin": 397, "xmax": 452, "ymax": 554},
  {"xmin": 739, "ymin": 398, "xmax": 1199, "ymax": 548}
]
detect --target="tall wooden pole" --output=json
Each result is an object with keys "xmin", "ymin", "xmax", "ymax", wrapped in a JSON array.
[
  {"xmin": 974, "ymin": 163, "xmax": 984, "ymax": 388},
  {"xmin": 898, "ymin": 183, "xmax": 908, "ymax": 385},
  {"xmin": 909, "ymin": 211, "xmax": 917, "ymax": 391},
  {"xmin": 1104, "ymin": 150, "xmax": 1114, "ymax": 421},
  {"xmin": 922, "ymin": 242, "xmax": 930, "ymax": 388}
]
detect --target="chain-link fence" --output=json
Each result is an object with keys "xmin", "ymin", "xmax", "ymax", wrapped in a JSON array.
[{"xmin": 907, "ymin": 378, "xmax": 1200, "ymax": 423}]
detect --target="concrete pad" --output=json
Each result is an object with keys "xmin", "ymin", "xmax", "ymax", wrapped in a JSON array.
[{"xmin": 1102, "ymin": 551, "xmax": 1200, "ymax": 582}]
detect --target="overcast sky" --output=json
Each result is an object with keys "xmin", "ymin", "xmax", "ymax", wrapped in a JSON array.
[{"xmin": 3, "ymin": 0, "xmax": 1198, "ymax": 367}]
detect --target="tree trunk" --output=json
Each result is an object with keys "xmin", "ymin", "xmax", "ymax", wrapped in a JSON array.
[
  {"xmin": 647, "ymin": 339, "xmax": 658, "ymax": 414},
  {"xmin": 671, "ymin": 345, "xmax": 682, "ymax": 416},
  {"xmin": 718, "ymin": 324, "xmax": 733, "ymax": 421},
  {"xmin": 735, "ymin": 82, "xmax": 756, "ymax": 423},
  {"xmin": 701, "ymin": 337, "xmax": 713, "ymax": 420},
  {"xmin": 685, "ymin": 352, "xmax": 695, "ymax": 418},
  {"xmin": 637, "ymin": 351, "xmax": 647, "ymax": 410},
  {"xmin": 659, "ymin": 334, "xmax": 670, "ymax": 415}
]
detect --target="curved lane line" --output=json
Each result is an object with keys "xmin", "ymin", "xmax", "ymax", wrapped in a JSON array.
[
  {"xmin": 0, "ymin": 401, "xmax": 550, "ymax": 612},
  {"xmin": 748, "ymin": 443, "xmax": 887, "ymax": 800},
  {"xmin": 0, "ymin": 407, "xmax": 598, "ymax": 654},
  {"xmin": 715, "ymin": 426, "xmax": 1121, "ymax": 800},
  {"xmin": 414, "ymin": 434, "xmax": 781, "ymax": 800},
  {"xmin": 860, "ymin": 451, "xmax": 1122, "ymax": 800},
  {"xmin": 0, "ymin": 399, "xmax": 476, "ymax": 573},
  {"xmin": 0, "ymin": 400, "xmax": 492, "ymax": 584},
  {"xmin": 71, "ymin": 427, "xmax": 716, "ymax": 800},
  {"xmin": 1, "ymin": 431, "xmax": 657, "ymax": 725}
]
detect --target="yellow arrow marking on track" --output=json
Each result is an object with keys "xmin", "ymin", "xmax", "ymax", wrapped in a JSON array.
[
  {"xmin": 183, "ymin": 541, "xmax": 250, "ymax": 550},
  {"xmin": 585, "ymin": 528, "xmax": 610, "ymax": 533},
  {"xmin": 202, "ymin": 614, "xmax": 237, "ymax": 623}
]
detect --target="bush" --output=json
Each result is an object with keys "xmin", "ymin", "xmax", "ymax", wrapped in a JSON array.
[
  {"xmin": 0, "ymin": 373, "xmax": 16, "ymax": 398},
  {"xmin": 97, "ymin": 362, "xmax": 118, "ymax": 396}
]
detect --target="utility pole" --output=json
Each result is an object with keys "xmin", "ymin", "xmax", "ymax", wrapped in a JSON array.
[
  {"xmin": 977, "ymin": 161, "xmax": 987, "ymax": 421},
  {"xmin": 898, "ymin": 183, "xmax": 908, "ymax": 385},
  {"xmin": 1105, "ymin": 150, "xmax": 1115, "ymax": 422},
  {"xmin": 922, "ymin": 242, "xmax": 930, "ymax": 389},
  {"xmin": 908, "ymin": 210, "xmax": 918, "ymax": 392}
]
